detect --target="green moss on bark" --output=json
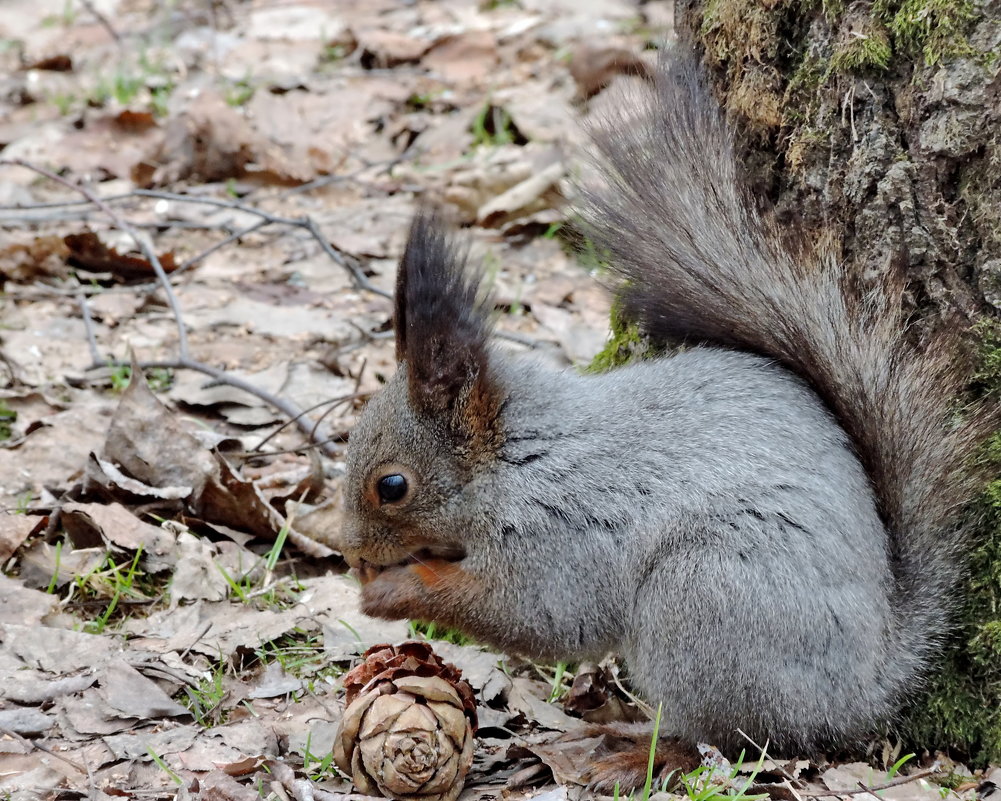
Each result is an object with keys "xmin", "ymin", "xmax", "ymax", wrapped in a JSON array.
[
  {"xmin": 830, "ymin": 24, "xmax": 893, "ymax": 72},
  {"xmin": 587, "ymin": 299, "xmax": 651, "ymax": 373},
  {"xmin": 873, "ymin": 0, "xmax": 977, "ymax": 66}
]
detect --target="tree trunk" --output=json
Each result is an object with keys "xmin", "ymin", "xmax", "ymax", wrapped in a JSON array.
[{"xmin": 676, "ymin": 0, "xmax": 1001, "ymax": 762}]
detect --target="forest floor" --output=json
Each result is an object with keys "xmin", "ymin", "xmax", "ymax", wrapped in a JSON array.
[{"xmin": 0, "ymin": 1, "xmax": 995, "ymax": 799}]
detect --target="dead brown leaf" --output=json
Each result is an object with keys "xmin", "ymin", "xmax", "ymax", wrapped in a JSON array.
[
  {"xmin": 422, "ymin": 31, "xmax": 500, "ymax": 85},
  {"xmin": 137, "ymin": 91, "xmax": 313, "ymax": 187},
  {"xmin": 0, "ymin": 234, "xmax": 70, "ymax": 284},
  {"xmin": 98, "ymin": 659, "xmax": 191, "ymax": 720},
  {"xmin": 0, "ymin": 514, "xmax": 44, "ymax": 562},
  {"xmin": 570, "ymin": 43, "xmax": 653, "ymax": 100},
  {"xmin": 0, "ymin": 574, "xmax": 59, "ymax": 626},
  {"xmin": 64, "ymin": 230, "xmax": 177, "ymax": 282},
  {"xmin": 18, "ymin": 542, "xmax": 105, "ymax": 591},
  {"xmin": 507, "ymin": 677, "xmax": 580, "ymax": 732},
  {"xmin": 195, "ymin": 769, "xmax": 262, "ymax": 801},
  {"xmin": 24, "ymin": 54, "xmax": 73, "ymax": 71},
  {"xmin": 114, "ymin": 109, "xmax": 157, "ymax": 133},
  {"xmin": 91, "ymin": 368, "xmax": 217, "ymax": 504},
  {"xmin": 61, "ymin": 501, "xmax": 176, "ymax": 572},
  {"xmin": 357, "ymin": 29, "xmax": 430, "ymax": 68},
  {"xmin": 564, "ymin": 661, "xmax": 645, "ymax": 724},
  {"xmin": 198, "ymin": 455, "xmax": 288, "ymax": 539}
]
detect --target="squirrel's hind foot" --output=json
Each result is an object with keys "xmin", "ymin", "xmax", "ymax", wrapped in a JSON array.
[{"xmin": 565, "ymin": 722, "xmax": 700, "ymax": 793}]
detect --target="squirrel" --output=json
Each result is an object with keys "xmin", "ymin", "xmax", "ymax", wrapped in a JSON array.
[{"xmin": 337, "ymin": 48, "xmax": 991, "ymax": 786}]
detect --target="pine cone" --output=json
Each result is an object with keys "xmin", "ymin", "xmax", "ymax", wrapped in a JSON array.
[{"xmin": 333, "ymin": 642, "xmax": 477, "ymax": 801}]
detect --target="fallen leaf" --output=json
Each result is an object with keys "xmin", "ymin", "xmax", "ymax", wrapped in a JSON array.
[
  {"xmin": 508, "ymin": 677, "xmax": 580, "ymax": 732},
  {"xmin": 0, "ymin": 514, "xmax": 44, "ymax": 562},
  {"xmin": 477, "ymin": 160, "xmax": 565, "ymax": 226},
  {"xmin": 197, "ymin": 454, "xmax": 288, "ymax": 539},
  {"xmin": 0, "ymin": 671, "xmax": 97, "ymax": 705},
  {"xmin": 18, "ymin": 542, "xmax": 105, "ymax": 591},
  {"xmin": 64, "ymin": 230, "xmax": 177, "ymax": 282},
  {"xmin": 0, "ymin": 574, "xmax": 59, "ymax": 626},
  {"xmin": 98, "ymin": 659, "xmax": 191, "ymax": 719},
  {"xmin": 169, "ymin": 531, "xmax": 230, "ymax": 602},
  {"xmin": 24, "ymin": 54, "xmax": 72, "ymax": 71},
  {"xmin": 61, "ymin": 502, "xmax": 176, "ymax": 572},
  {"xmin": 357, "ymin": 29, "xmax": 430, "ymax": 68},
  {"xmin": 192, "ymin": 770, "xmax": 262, "ymax": 801},
  {"xmin": 93, "ymin": 368, "xmax": 218, "ymax": 503},
  {"xmin": 422, "ymin": 31, "xmax": 499, "ymax": 85},
  {"xmin": 0, "ymin": 234, "xmax": 70, "ymax": 284},
  {"xmin": 248, "ymin": 662, "xmax": 304, "ymax": 699},
  {"xmin": 0, "ymin": 706, "xmax": 55, "ymax": 735},
  {"xmin": 1, "ymin": 622, "xmax": 121, "ymax": 674},
  {"xmin": 138, "ymin": 91, "xmax": 313, "ymax": 187},
  {"xmin": 570, "ymin": 43, "xmax": 653, "ymax": 100}
]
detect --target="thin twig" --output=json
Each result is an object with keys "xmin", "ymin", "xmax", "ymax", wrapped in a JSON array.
[
  {"xmin": 231, "ymin": 434, "xmax": 348, "ymax": 460},
  {"xmin": 76, "ymin": 292, "xmax": 101, "ymax": 364},
  {"xmin": 804, "ymin": 767, "xmax": 939, "ymax": 798},
  {"xmin": 79, "ymin": 0, "xmax": 121, "ymax": 42},
  {"xmin": 251, "ymin": 393, "xmax": 366, "ymax": 453},
  {"xmin": 175, "ymin": 217, "xmax": 269, "ymax": 275},
  {"xmin": 0, "ymin": 726, "xmax": 87, "ymax": 773},
  {"xmin": 101, "ymin": 359, "xmax": 342, "ymax": 458},
  {"xmin": 309, "ymin": 391, "xmax": 364, "ymax": 443},
  {"xmin": 0, "ymin": 159, "xmax": 190, "ymax": 359},
  {"xmin": 1, "ymin": 160, "xmax": 341, "ymax": 455},
  {"xmin": 735, "ymin": 729, "xmax": 802, "ymax": 787},
  {"xmin": 131, "ymin": 188, "xmax": 391, "ymax": 299},
  {"xmin": 0, "ymin": 191, "xmax": 136, "ymax": 211},
  {"xmin": 1, "ymin": 184, "xmax": 545, "ymax": 348},
  {"xmin": 276, "ymin": 149, "xmax": 414, "ymax": 199}
]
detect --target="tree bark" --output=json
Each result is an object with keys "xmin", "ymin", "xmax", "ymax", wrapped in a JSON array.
[{"xmin": 676, "ymin": 0, "xmax": 1001, "ymax": 762}]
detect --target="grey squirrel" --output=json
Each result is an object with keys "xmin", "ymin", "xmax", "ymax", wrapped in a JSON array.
[{"xmin": 337, "ymin": 49, "xmax": 989, "ymax": 776}]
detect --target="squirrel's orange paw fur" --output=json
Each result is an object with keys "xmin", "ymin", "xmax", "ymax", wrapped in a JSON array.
[{"xmin": 569, "ymin": 724, "xmax": 700, "ymax": 794}]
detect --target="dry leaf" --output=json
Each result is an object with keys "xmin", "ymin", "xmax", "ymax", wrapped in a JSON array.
[
  {"xmin": 24, "ymin": 54, "xmax": 73, "ymax": 71},
  {"xmin": 357, "ymin": 29, "xmax": 430, "ymax": 68},
  {"xmin": 64, "ymin": 230, "xmax": 177, "ymax": 282},
  {"xmin": 0, "ymin": 235, "xmax": 70, "ymax": 284},
  {"xmin": 422, "ymin": 31, "xmax": 499, "ymax": 85},
  {"xmin": 570, "ymin": 44, "xmax": 653, "ymax": 100},
  {"xmin": 60, "ymin": 502, "xmax": 176, "ymax": 572},
  {"xmin": 138, "ymin": 91, "xmax": 312, "ymax": 187},
  {"xmin": 0, "ymin": 514, "xmax": 44, "ymax": 562},
  {"xmin": 93, "ymin": 367, "xmax": 217, "ymax": 503},
  {"xmin": 0, "ymin": 575, "xmax": 59, "ymax": 626}
]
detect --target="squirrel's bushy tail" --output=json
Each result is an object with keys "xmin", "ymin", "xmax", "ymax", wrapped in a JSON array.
[{"xmin": 579, "ymin": 50, "xmax": 990, "ymax": 672}]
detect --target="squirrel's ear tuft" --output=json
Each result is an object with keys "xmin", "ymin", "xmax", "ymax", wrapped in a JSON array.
[{"xmin": 395, "ymin": 209, "xmax": 504, "ymax": 450}]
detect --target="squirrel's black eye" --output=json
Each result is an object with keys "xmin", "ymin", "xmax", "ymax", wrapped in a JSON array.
[{"xmin": 377, "ymin": 473, "xmax": 408, "ymax": 504}]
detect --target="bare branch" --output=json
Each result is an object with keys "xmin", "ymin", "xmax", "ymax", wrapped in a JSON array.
[
  {"xmin": 132, "ymin": 188, "xmax": 392, "ymax": 299},
  {"xmin": 804, "ymin": 768, "xmax": 939, "ymax": 798},
  {"xmin": 0, "ymin": 159, "xmax": 191, "ymax": 359},
  {"xmin": 79, "ymin": 0, "xmax": 121, "ymax": 42}
]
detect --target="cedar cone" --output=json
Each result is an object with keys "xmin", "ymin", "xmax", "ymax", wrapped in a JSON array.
[{"xmin": 333, "ymin": 641, "xmax": 477, "ymax": 801}]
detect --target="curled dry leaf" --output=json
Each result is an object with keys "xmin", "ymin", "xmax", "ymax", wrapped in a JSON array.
[
  {"xmin": 333, "ymin": 641, "xmax": 477, "ymax": 801},
  {"xmin": 64, "ymin": 231, "xmax": 177, "ymax": 282}
]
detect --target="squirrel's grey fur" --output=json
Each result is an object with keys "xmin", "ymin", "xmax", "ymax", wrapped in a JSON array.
[{"xmin": 339, "ymin": 49, "xmax": 988, "ymax": 754}]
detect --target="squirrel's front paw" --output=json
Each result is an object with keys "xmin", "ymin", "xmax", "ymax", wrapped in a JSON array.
[
  {"xmin": 359, "ymin": 565, "xmax": 425, "ymax": 620},
  {"xmin": 359, "ymin": 559, "xmax": 475, "ymax": 624}
]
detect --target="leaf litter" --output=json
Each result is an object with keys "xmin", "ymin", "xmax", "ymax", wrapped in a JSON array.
[{"xmin": 0, "ymin": 0, "xmax": 990, "ymax": 799}]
